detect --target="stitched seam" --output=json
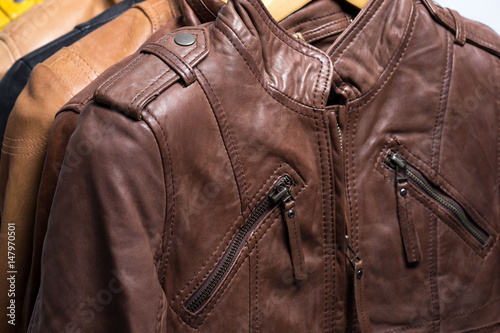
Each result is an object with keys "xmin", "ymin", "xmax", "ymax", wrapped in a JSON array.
[
  {"xmin": 62, "ymin": 57, "xmax": 94, "ymax": 84},
  {"xmin": 172, "ymin": 163, "xmax": 283, "ymax": 304},
  {"xmin": 330, "ymin": 0, "xmax": 384, "ymax": 58},
  {"xmin": 403, "ymin": 196, "xmax": 417, "ymax": 260},
  {"xmin": 246, "ymin": 0, "xmax": 328, "ymax": 60},
  {"xmin": 195, "ymin": 67, "xmax": 249, "ymax": 204},
  {"xmin": 218, "ymin": 0, "xmax": 327, "ymax": 80},
  {"xmin": 144, "ymin": 111, "xmax": 177, "ymax": 291},
  {"xmin": 303, "ymin": 24, "xmax": 347, "ymax": 44},
  {"xmin": 175, "ymin": 166, "xmax": 306, "ymax": 324},
  {"xmin": 132, "ymin": 30, "xmax": 206, "ymax": 110},
  {"xmin": 291, "ymin": 212, "xmax": 304, "ymax": 277},
  {"xmin": 353, "ymin": 6, "xmax": 417, "ymax": 109},
  {"xmin": 431, "ymin": 33, "xmax": 453, "ymax": 169},
  {"xmin": 198, "ymin": 186, "xmax": 308, "ymax": 325},
  {"xmin": 155, "ymin": 293, "xmax": 163, "ymax": 333},
  {"xmin": 215, "ymin": 23, "xmax": 317, "ymax": 117},
  {"xmin": 3, "ymin": 135, "xmax": 48, "ymax": 142},
  {"xmin": 1, "ymin": 35, "xmax": 20, "ymax": 60},
  {"xmin": 379, "ymin": 153, "xmax": 492, "ymax": 255},
  {"xmin": 65, "ymin": 49, "xmax": 99, "ymax": 77},
  {"xmin": 429, "ymin": 213, "xmax": 440, "ymax": 326},
  {"xmin": 150, "ymin": 0, "xmax": 161, "ymax": 31},
  {"xmin": 177, "ymin": 164, "xmax": 300, "ymax": 305},
  {"xmin": 287, "ymin": 11, "xmax": 343, "ymax": 30},
  {"xmin": 385, "ymin": 320, "xmax": 435, "ymax": 332},
  {"xmin": 166, "ymin": 0, "xmax": 174, "ymax": 22},
  {"xmin": 443, "ymin": 297, "xmax": 500, "ymax": 320},
  {"xmin": 351, "ymin": 109, "xmax": 360, "ymax": 250},
  {"xmin": 150, "ymin": 44, "xmax": 196, "ymax": 81},
  {"xmin": 467, "ymin": 31, "xmax": 500, "ymax": 55},
  {"xmin": 305, "ymin": 29, "xmax": 344, "ymax": 44},
  {"xmin": 2, "ymin": 141, "xmax": 47, "ymax": 149},
  {"xmin": 268, "ymin": 88, "xmax": 317, "ymax": 119},
  {"xmin": 196, "ymin": 225, "xmax": 262, "ymax": 325},
  {"xmin": 323, "ymin": 114, "xmax": 335, "ymax": 331},
  {"xmin": 250, "ymin": 0, "xmax": 331, "ymax": 105},
  {"xmin": 35, "ymin": 62, "xmax": 74, "ymax": 97},
  {"xmin": 407, "ymin": 196, "xmax": 417, "ymax": 260},
  {"xmin": 396, "ymin": 146, "xmax": 496, "ymax": 234},
  {"xmin": 359, "ymin": 273, "xmax": 367, "ymax": 332},
  {"xmin": 469, "ymin": 322, "xmax": 500, "ymax": 333},
  {"xmin": 1, "ymin": 148, "xmax": 46, "ymax": 156},
  {"xmin": 409, "ymin": 185, "xmax": 488, "ymax": 256},
  {"xmin": 142, "ymin": 112, "xmax": 169, "ymax": 282},
  {"xmin": 314, "ymin": 37, "xmax": 329, "ymax": 106},
  {"xmin": 99, "ymin": 54, "xmax": 145, "ymax": 95},
  {"xmin": 255, "ymin": 243, "xmax": 259, "ymax": 333},
  {"xmin": 302, "ymin": 18, "xmax": 348, "ymax": 39},
  {"xmin": 130, "ymin": 67, "xmax": 173, "ymax": 107},
  {"xmin": 313, "ymin": 116, "xmax": 329, "ymax": 332}
]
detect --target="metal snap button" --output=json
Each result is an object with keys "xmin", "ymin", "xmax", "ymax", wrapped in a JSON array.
[{"xmin": 174, "ymin": 33, "xmax": 196, "ymax": 46}]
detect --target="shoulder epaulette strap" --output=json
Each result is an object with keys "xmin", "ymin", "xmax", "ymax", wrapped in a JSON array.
[
  {"xmin": 421, "ymin": 0, "xmax": 500, "ymax": 58},
  {"xmin": 94, "ymin": 27, "xmax": 209, "ymax": 120}
]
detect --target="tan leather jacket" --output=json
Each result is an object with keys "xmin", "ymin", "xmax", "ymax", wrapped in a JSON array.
[
  {"xmin": 30, "ymin": 0, "xmax": 500, "ymax": 331},
  {"xmin": 0, "ymin": 0, "xmax": 123, "ymax": 79}
]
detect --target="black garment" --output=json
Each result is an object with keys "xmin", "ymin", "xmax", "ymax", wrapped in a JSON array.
[{"xmin": 0, "ymin": 0, "xmax": 143, "ymax": 141}]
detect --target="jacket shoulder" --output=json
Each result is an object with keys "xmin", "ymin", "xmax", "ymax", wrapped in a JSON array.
[
  {"xmin": 421, "ymin": 0, "xmax": 500, "ymax": 58},
  {"xmin": 94, "ymin": 26, "xmax": 210, "ymax": 120}
]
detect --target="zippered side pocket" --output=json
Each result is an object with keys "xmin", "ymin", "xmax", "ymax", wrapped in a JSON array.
[
  {"xmin": 383, "ymin": 149, "xmax": 493, "ymax": 258},
  {"xmin": 183, "ymin": 173, "xmax": 305, "ymax": 316}
]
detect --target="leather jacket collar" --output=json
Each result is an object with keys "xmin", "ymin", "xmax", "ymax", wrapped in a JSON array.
[{"xmin": 213, "ymin": 0, "xmax": 414, "ymax": 107}]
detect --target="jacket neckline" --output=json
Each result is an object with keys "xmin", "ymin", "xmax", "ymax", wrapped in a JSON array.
[{"xmin": 214, "ymin": 0, "xmax": 416, "ymax": 108}]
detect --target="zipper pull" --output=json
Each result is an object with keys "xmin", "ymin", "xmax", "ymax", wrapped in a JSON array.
[
  {"xmin": 345, "ymin": 236, "xmax": 371, "ymax": 333},
  {"xmin": 281, "ymin": 197, "xmax": 307, "ymax": 281},
  {"xmin": 270, "ymin": 179, "xmax": 292, "ymax": 203},
  {"xmin": 271, "ymin": 177, "xmax": 306, "ymax": 281},
  {"xmin": 385, "ymin": 151, "xmax": 422, "ymax": 264},
  {"xmin": 386, "ymin": 151, "xmax": 407, "ymax": 184}
]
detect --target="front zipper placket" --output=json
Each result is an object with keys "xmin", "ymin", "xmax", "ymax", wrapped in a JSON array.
[
  {"xmin": 385, "ymin": 151, "xmax": 489, "ymax": 246},
  {"xmin": 185, "ymin": 175, "xmax": 297, "ymax": 314}
]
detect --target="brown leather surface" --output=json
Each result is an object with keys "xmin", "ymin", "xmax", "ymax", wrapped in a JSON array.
[
  {"xmin": 0, "ymin": 0, "xmax": 181, "ymax": 331},
  {"xmin": 0, "ymin": 0, "xmax": 123, "ymax": 80},
  {"xmin": 20, "ymin": 0, "xmax": 500, "ymax": 331}
]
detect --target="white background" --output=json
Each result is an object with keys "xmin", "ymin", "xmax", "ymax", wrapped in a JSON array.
[{"xmin": 436, "ymin": 0, "xmax": 500, "ymax": 34}]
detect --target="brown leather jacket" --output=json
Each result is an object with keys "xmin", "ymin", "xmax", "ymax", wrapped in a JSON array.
[
  {"xmin": 30, "ymin": 0, "xmax": 500, "ymax": 332},
  {"xmin": 0, "ymin": 1, "xmax": 182, "ymax": 332}
]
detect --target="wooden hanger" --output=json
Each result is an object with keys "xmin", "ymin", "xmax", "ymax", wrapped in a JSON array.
[{"xmin": 220, "ymin": 0, "xmax": 368, "ymax": 22}]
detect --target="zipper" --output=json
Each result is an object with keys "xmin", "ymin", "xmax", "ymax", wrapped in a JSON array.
[
  {"xmin": 185, "ymin": 175, "xmax": 295, "ymax": 314},
  {"xmin": 385, "ymin": 151, "xmax": 489, "ymax": 246},
  {"xmin": 335, "ymin": 108, "xmax": 344, "ymax": 152}
]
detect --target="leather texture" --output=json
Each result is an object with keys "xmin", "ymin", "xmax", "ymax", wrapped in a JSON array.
[
  {"xmin": 0, "ymin": 0, "xmax": 145, "ymax": 143},
  {"xmin": 0, "ymin": 0, "xmax": 123, "ymax": 80},
  {"xmin": 25, "ymin": 3, "xmax": 353, "ymax": 331},
  {"xmin": 29, "ymin": 0, "xmax": 500, "ymax": 332},
  {"xmin": 0, "ymin": 0, "xmax": 181, "ymax": 331}
]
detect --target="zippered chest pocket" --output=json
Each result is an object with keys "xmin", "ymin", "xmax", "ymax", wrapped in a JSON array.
[
  {"xmin": 174, "ymin": 167, "xmax": 307, "ymax": 327},
  {"xmin": 381, "ymin": 148, "xmax": 496, "ymax": 261}
]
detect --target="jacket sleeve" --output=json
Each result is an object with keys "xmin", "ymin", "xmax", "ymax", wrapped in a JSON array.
[{"xmin": 28, "ymin": 102, "xmax": 168, "ymax": 332}]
